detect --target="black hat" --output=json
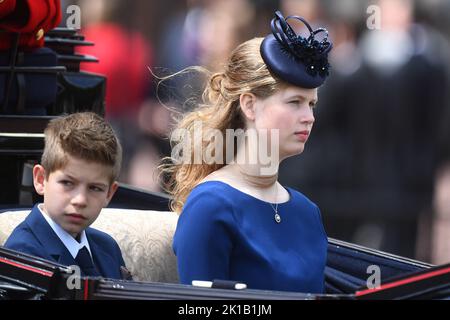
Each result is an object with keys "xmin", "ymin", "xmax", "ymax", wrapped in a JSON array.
[{"xmin": 260, "ymin": 11, "xmax": 333, "ymax": 89}]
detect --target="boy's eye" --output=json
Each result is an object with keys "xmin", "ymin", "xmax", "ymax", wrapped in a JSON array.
[
  {"xmin": 90, "ymin": 186, "xmax": 105, "ymax": 192},
  {"xmin": 60, "ymin": 180, "xmax": 73, "ymax": 186},
  {"xmin": 288, "ymin": 100, "xmax": 300, "ymax": 105}
]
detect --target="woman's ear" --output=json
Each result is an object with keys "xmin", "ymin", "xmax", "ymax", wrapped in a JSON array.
[
  {"xmin": 33, "ymin": 165, "xmax": 46, "ymax": 195},
  {"xmin": 239, "ymin": 93, "xmax": 257, "ymax": 121}
]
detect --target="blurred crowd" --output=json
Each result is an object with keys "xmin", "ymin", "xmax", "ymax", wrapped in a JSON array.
[{"xmin": 60, "ymin": 0, "xmax": 450, "ymax": 263}]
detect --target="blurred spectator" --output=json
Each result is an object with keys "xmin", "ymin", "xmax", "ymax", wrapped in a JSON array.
[
  {"xmin": 157, "ymin": 0, "xmax": 257, "ymax": 73},
  {"xmin": 127, "ymin": 138, "xmax": 164, "ymax": 193},
  {"xmin": 157, "ymin": 0, "xmax": 203, "ymax": 72},
  {"xmin": 76, "ymin": 0, "xmax": 153, "ymax": 121},
  {"xmin": 415, "ymin": 0, "xmax": 450, "ymax": 263},
  {"xmin": 196, "ymin": 0, "xmax": 256, "ymax": 71},
  {"xmin": 281, "ymin": 0, "xmax": 321, "ymax": 23},
  {"xmin": 431, "ymin": 162, "xmax": 450, "ymax": 264},
  {"xmin": 73, "ymin": 0, "xmax": 161, "ymax": 190}
]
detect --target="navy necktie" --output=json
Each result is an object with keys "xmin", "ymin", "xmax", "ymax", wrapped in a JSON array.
[{"xmin": 75, "ymin": 246, "xmax": 100, "ymax": 277}]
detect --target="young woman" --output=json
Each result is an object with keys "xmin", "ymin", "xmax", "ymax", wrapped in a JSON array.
[{"xmin": 165, "ymin": 11, "xmax": 332, "ymax": 293}]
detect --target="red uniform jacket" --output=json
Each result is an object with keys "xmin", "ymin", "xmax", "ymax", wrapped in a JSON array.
[{"xmin": 0, "ymin": 0, "xmax": 62, "ymax": 51}]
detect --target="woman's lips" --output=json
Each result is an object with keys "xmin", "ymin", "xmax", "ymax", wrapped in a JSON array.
[{"xmin": 295, "ymin": 131, "xmax": 310, "ymax": 142}]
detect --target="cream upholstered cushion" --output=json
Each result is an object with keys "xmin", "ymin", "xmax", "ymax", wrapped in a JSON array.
[
  {"xmin": 92, "ymin": 209, "xmax": 179, "ymax": 283},
  {"xmin": 0, "ymin": 208, "xmax": 179, "ymax": 283},
  {"xmin": 0, "ymin": 210, "xmax": 29, "ymax": 245}
]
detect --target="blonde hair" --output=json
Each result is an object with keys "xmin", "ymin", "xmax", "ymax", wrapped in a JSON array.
[
  {"xmin": 41, "ymin": 112, "xmax": 122, "ymax": 184},
  {"xmin": 161, "ymin": 37, "xmax": 283, "ymax": 213}
]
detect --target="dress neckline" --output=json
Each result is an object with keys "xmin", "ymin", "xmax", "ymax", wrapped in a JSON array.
[{"xmin": 196, "ymin": 180, "xmax": 292, "ymax": 205}]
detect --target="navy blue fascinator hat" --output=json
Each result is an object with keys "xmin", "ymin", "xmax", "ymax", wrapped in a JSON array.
[{"xmin": 260, "ymin": 11, "xmax": 333, "ymax": 89}]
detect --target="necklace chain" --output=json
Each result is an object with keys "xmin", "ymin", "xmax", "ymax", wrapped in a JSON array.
[
  {"xmin": 270, "ymin": 202, "xmax": 278, "ymax": 214},
  {"xmin": 270, "ymin": 186, "xmax": 281, "ymax": 224}
]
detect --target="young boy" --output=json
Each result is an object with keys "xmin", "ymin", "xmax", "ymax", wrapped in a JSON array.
[{"xmin": 5, "ymin": 112, "xmax": 131, "ymax": 280}]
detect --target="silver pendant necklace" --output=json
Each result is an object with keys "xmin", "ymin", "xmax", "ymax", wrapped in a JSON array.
[
  {"xmin": 270, "ymin": 185, "xmax": 281, "ymax": 223},
  {"xmin": 270, "ymin": 202, "xmax": 281, "ymax": 223}
]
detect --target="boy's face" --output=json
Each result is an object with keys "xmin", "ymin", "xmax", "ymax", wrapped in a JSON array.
[{"xmin": 33, "ymin": 155, "xmax": 118, "ymax": 238}]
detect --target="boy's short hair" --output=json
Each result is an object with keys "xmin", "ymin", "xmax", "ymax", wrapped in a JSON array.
[{"xmin": 41, "ymin": 112, "xmax": 122, "ymax": 183}]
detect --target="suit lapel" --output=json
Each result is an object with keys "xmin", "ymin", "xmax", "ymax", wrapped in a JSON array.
[
  {"xmin": 86, "ymin": 229, "xmax": 117, "ymax": 278},
  {"xmin": 25, "ymin": 205, "xmax": 77, "ymax": 266}
]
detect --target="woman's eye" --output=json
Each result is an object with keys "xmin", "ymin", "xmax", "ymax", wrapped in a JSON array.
[{"xmin": 288, "ymin": 100, "xmax": 300, "ymax": 105}]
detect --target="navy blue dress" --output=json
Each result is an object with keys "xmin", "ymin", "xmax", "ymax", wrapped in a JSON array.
[{"xmin": 173, "ymin": 181, "xmax": 328, "ymax": 293}]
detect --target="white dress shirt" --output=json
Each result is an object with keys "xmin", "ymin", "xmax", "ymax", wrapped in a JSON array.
[{"xmin": 37, "ymin": 203, "xmax": 93, "ymax": 259}]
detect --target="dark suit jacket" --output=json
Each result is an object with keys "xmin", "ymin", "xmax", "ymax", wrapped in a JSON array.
[{"xmin": 4, "ymin": 205, "xmax": 128, "ymax": 280}]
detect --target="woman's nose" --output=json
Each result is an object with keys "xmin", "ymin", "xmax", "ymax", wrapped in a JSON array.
[{"xmin": 300, "ymin": 107, "xmax": 315, "ymax": 125}]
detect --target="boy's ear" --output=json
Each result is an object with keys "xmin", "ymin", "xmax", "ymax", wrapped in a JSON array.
[
  {"xmin": 239, "ymin": 93, "xmax": 257, "ymax": 121},
  {"xmin": 105, "ymin": 181, "xmax": 119, "ymax": 206},
  {"xmin": 33, "ymin": 165, "xmax": 46, "ymax": 195}
]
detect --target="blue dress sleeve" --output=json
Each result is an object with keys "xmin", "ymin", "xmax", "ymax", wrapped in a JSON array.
[{"xmin": 173, "ymin": 187, "xmax": 237, "ymax": 285}]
